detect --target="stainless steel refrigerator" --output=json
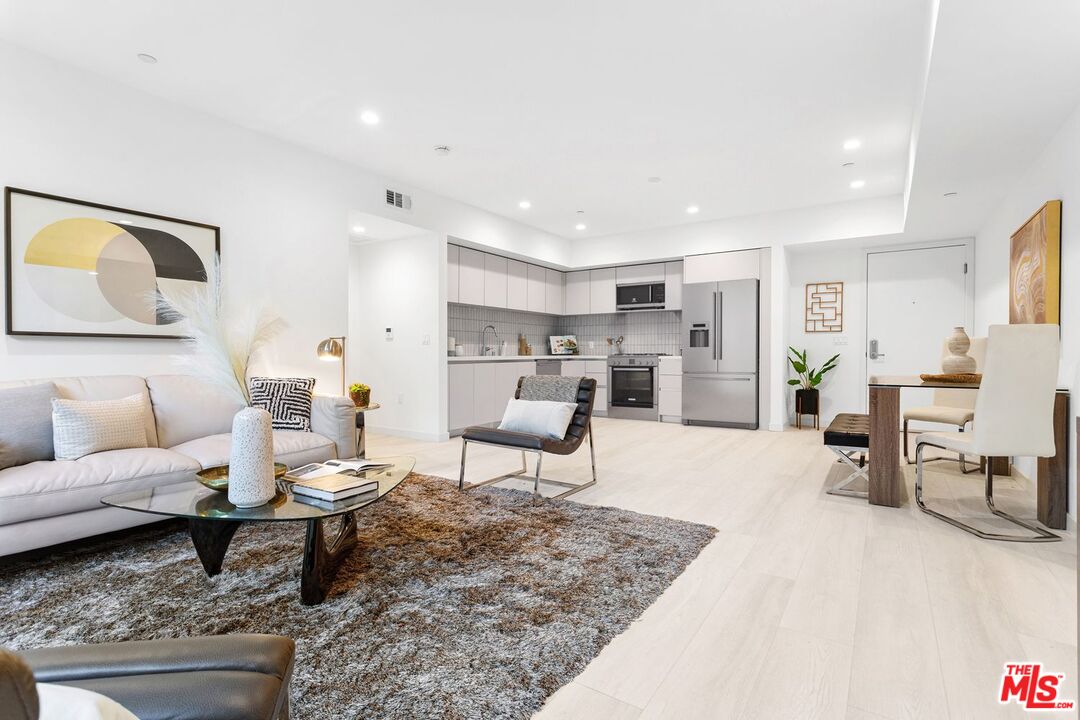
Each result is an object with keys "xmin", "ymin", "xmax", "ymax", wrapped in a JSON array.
[{"xmin": 681, "ymin": 278, "xmax": 759, "ymax": 429}]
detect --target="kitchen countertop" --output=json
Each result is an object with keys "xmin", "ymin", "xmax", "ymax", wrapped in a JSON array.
[{"xmin": 448, "ymin": 354, "xmax": 608, "ymax": 363}]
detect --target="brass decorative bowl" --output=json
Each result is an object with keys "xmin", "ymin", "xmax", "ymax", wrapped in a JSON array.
[{"xmin": 196, "ymin": 463, "xmax": 289, "ymax": 492}]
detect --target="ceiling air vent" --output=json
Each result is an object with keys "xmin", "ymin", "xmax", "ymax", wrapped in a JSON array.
[{"xmin": 385, "ymin": 189, "xmax": 412, "ymax": 210}]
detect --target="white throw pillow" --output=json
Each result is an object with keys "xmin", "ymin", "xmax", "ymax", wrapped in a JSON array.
[
  {"xmin": 51, "ymin": 394, "xmax": 149, "ymax": 460},
  {"xmin": 498, "ymin": 399, "xmax": 577, "ymax": 439},
  {"xmin": 37, "ymin": 683, "xmax": 140, "ymax": 720}
]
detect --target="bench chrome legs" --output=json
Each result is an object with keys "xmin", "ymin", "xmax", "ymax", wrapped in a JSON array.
[
  {"xmin": 915, "ymin": 441, "xmax": 1059, "ymax": 542},
  {"xmin": 458, "ymin": 425, "xmax": 598, "ymax": 499},
  {"xmin": 826, "ymin": 445, "xmax": 869, "ymax": 498}
]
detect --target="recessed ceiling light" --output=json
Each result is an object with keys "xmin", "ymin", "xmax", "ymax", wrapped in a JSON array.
[
  {"xmin": 136, "ymin": 53, "xmax": 157, "ymax": 64},
  {"xmin": 433, "ymin": 145, "xmax": 451, "ymax": 156},
  {"xmin": 686, "ymin": 205, "xmax": 700, "ymax": 214},
  {"xmin": 352, "ymin": 225, "xmax": 366, "ymax": 234},
  {"xmin": 575, "ymin": 223, "xmax": 587, "ymax": 231},
  {"xmin": 843, "ymin": 138, "xmax": 861, "ymax": 151},
  {"xmin": 841, "ymin": 161, "xmax": 855, "ymax": 168},
  {"xmin": 519, "ymin": 200, "xmax": 531, "ymax": 209},
  {"xmin": 359, "ymin": 110, "xmax": 380, "ymax": 125},
  {"xmin": 943, "ymin": 191, "xmax": 958, "ymax": 198},
  {"xmin": 647, "ymin": 176, "xmax": 662, "ymax": 183},
  {"xmin": 850, "ymin": 180, "xmax": 866, "ymax": 189}
]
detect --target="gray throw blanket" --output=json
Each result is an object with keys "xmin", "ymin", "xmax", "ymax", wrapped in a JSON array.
[{"xmin": 519, "ymin": 375, "xmax": 582, "ymax": 403}]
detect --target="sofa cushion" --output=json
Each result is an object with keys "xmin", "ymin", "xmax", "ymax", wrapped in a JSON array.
[
  {"xmin": 0, "ymin": 382, "xmax": 59, "ymax": 470},
  {"xmin": 170, "ymin": 431, "xmax": 337, "ymax": 470},
  {"xmin": 0, "ymin": 448, "xmax": 200, "ymax": 526},
  {"xmin": 147, "ymin": 375, "xmax": 245, "ymax": 449},
  {"xmin": 51, "ymin": 394, "xmax": 149, "ymax": 461},
  {"xmin": 0, "ymin": 377, "xmax": 158, "ymax": 448}
]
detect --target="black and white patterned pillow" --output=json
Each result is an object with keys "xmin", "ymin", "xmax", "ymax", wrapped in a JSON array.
[{"xmin": 248, "ymin": 377, "xmax": 315, "ymax": 431}]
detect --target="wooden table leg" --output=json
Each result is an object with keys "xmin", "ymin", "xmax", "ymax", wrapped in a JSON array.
[
  {"xmin": 868, "ymin": 385, "xmax": 902, "ymax": 507},
  {"xmin": 300, "ymin": 512, "xmax": 359, "ymax": 605},
  {"xmin": 189, "ymin": 519, "xmax": 241, "ymax": 576},
  {"xmin": 1037, "ymin": 391, "xmax": 1069, "ymax": 530}
]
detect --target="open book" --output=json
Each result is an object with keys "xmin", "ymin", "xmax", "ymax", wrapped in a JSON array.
[{"xmin": 285, "ymin": 459, "xmax": 392, "ymax": 482}]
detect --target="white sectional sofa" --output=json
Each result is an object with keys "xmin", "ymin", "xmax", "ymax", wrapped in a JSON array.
[{"xmin": 0, "ymin": 374, "xmax": 355, "ymax": 556}]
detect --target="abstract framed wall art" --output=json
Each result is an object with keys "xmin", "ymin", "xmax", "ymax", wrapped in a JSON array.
[
  {"xmin": 805, "ymin": 281, "xmax": 843, "ymax": 332},
  {"xmin": 1009, "ymin": 199, "xmax": 1061, "ymax": 325},
  {"xmin": 5, "ymin": 187, "xmax": 219, "ymax": 338}
]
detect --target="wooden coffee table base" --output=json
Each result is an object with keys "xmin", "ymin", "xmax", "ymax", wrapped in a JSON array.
[{"xmin": 188, "ymin": 514, "xmax": 359, "ymax": 606}]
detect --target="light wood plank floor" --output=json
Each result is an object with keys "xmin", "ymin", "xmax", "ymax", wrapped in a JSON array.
[{"xmin": 367, "ymin": 418, "xmax": 1078, "ymax": 720}]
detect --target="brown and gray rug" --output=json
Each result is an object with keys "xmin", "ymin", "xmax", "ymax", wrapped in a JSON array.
[{"xmin": 0, "ymin": 474, "xmax": 715, "ymax": 719}]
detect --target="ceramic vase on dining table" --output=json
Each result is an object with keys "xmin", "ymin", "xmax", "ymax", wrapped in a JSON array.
[
  {"xmin": 942, "ymin": 326, "xmax": 977, "ymax": 373},
  {"xmin": 228, "ymin": 407, "xmax": 276, "ymax": 508}
]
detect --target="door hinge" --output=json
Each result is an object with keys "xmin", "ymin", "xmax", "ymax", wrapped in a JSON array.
[{"xmin": 963, "ymin": 262, "xmax": 968, "ymax": 274}]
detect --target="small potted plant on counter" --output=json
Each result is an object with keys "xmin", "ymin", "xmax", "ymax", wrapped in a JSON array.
[
  {"xmin": 788, "ymin": 347, "xmax": 839, "ymax": 423},
  {"xmin": 349, "ymin": 382, "xmax": 371, "ymax": 407}
]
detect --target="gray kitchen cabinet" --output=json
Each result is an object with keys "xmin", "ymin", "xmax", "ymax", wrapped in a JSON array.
[
  {"xmin": 484, "ymin": 253, "xmax": 508, "ymax": 308},
  {"xmin": 565, "ymin": 270, "xmax": 590, "ymax": 315},
  {"xmin": 589, "ymin": 267, "xmax": 616, "ymax": 314},
  {"xmin": 527, "ymin": 264, "xmax": 546, "ymax": 313},
  {"xmin": 458, "ymin": 247, "xmax": 485, "ymax": 306},
  {"xmin": 507, "ymin": 259, "xmax": 528, "ymax": 310},
  {"xmin": 447, "ymin": 244, "xmax": 460, "ymax": 303}
]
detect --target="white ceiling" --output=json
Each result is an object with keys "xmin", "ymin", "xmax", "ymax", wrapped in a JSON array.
[
  {"xmin": 0, "ymin": 0, "xmax": 929, "ymax": 239},
  {"xmin": 1, "ymin": 1, "xmax": 1077, "ymax": 243}
]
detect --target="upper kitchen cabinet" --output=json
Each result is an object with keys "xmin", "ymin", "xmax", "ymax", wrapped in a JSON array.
[
  {"xmin": 616, "ymin": 263, "xmax": 665, "ymax": 284},
  {"xmin": 589, "ymin": 267, "xmax": 616, "ymax": 314},
  {"xmin": 447, "ymin": 244, "xmax": 460, "ymax": 303},
  {"xmin": 565, "ymin": 270, "xmax": 590, "ymax": 315},
  {"xmin": 527, "ymin": 263, "xmax": 546, "ymax": 313},
  {"xmin": 507, "ymin": 259, "xmax": 528, "ymax": 310},
  {"xmin": 684, "ymin": 248, "xmax": 761, "ymax": 283},
  {"xmin": 545, "ymin": 268, "xmax": 565, "ymax": 315},
  {"xmin": 664, "ymin": 260, "xmax": 683, "ymax": 310},
  {"xmin": 458, "ymin": 247, "xmax": 485, "ymax": 306},
  {"xmin": 483, "ymin": 253, "xmax": 508, "ymax": 308}
]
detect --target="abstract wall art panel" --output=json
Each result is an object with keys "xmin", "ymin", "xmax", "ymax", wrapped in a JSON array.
[
  {"xmin": 805, "ymin": 281, "xmax": 843, "ymax": 332},
  {"xmin": 1009, "ymin": 199, "xmax": 1061, "ymax": 325},
  {"xmin": 5, "ymin": 188, "xmax": 219, "ymax": 338}
]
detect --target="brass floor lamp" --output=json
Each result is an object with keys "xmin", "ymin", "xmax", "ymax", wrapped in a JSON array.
[{"xmin": 316, "ymin": 336, "xmax": 346, "ymax": 396}]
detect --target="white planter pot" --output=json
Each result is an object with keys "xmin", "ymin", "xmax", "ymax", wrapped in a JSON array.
[{"xmin": 228, "ymin": 407, "xmax": 276, "ymax": 508}]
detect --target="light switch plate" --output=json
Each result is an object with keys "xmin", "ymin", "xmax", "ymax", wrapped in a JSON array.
[
  {"xmin": 833, "ymin": 336, "xmax": 848, "ymax": 345},
  {"xmin": 385, "ymin": 327, "xmax": 393, "ymax": 341}
]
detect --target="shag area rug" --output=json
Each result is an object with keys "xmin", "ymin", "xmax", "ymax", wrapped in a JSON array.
[{"xmin": 1, "ymin": 474, "xmax": 715, "ymax": 719}]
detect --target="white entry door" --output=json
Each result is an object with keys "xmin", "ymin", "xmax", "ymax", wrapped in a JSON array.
[{"xmin": 865, "ymin": 244, "xmax": 972, "ymax": 420}]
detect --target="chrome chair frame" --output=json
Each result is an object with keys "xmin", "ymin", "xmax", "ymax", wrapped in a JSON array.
[
  {"xmin": 904, "ymin": 420, "xmax": 976, "ymax": 473},
  {"xmin": 458, "ymin": 423, "xmax": 597, "ymax": 499},
  {"xmin": 915, "ymin": 440, "xmax": 1059, "ymax": 543}
]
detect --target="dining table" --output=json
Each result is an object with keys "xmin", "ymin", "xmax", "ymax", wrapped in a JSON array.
[{"xmin": 866, "ymin": 375, "xmax": 1069, "ymax": 529}]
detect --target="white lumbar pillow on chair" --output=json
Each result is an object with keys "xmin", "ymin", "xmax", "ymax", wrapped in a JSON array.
[{"xmin": 498, "ymin": 399, "xmax": 577, "ymax": 439}]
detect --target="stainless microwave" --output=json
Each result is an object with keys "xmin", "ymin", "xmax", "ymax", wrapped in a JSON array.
[{"xmin": 616, "ymin": 282, "xmax": 665, "ymax": 310}]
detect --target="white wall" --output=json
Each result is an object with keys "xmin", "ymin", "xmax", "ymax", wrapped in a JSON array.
[
  {"xmin": 347, "ymin": 235, "xmax": 446, "ymax": 441},
  {"xmin": 0, "ymin": 42, "xmax": 565, "ymax": 406},
  {"xmin": 974, "ymin": 100, "xmax": 1080, "ymax": 520},
  {"xmin": 785, "ymin": 245, "xmax": 867, "ymax": 427}
]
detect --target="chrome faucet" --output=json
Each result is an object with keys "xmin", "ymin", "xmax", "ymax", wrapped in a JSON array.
[{"xmin": 481, "ymin": 324, "xmax": 499, "ymax": 356}]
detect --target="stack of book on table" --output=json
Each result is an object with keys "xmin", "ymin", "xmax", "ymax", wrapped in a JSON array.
[{"xmin": 286, "ymin": 459, "xmax": 392, "ymax": 510}]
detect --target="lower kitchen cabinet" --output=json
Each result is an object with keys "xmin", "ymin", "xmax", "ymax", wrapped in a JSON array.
[
  {"xmin": 658, "ymin": 356, "xmax": 683, "ymax": 422},
  {"xmin": 448, "ymin": 361, "xmax": 535, "ymax": 434},
  {"xmin": 585, "ymin": 360, "xmax": 608, "ymax": 417},
  {"xmin": 448, "ymin": 363, "xmax": 476, "ymax": 432}
]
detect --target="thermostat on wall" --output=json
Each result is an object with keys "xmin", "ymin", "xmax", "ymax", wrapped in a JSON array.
[{"xmin": 385, "ymin": 327, "xmax": 393, "ymax": 341}]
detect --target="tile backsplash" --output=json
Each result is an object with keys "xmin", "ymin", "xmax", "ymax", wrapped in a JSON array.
[
  {"xmin": 447, "ymin": 303, "xmax": 682, "ymax": 356},
  {"xmin": 556, "ymin": 311, "xmax": 682, "ymax": 356}
]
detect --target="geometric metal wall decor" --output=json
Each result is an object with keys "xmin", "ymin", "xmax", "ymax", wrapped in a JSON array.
[
  {"xmin": 5, "ymin": 187, "xmax": 219, "ymax": 338},
  {"xmin": 805, "ymin": 281, "xmax": 844, "ymax": 332}
]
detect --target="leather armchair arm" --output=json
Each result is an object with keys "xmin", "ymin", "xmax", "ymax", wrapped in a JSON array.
[{"xmin": 311, "ymin": 394, "xmax": 356, "ymax": 459}]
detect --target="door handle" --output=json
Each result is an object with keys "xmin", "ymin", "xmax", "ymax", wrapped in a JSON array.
[
  {"xmin": 712, "ymin": 292, "xmax": 718, "ymax": 360},
  {"xmin": 869, "ymin": 339, "xmax": 885, "ymax": 360},
  {"xmin": 717, "ymin": 291, "xmax": 723, "ymax": 360}
]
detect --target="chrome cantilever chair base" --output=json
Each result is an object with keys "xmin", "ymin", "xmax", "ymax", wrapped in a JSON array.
[
  {"xmin": 904, "ymin": 420, "xmax": 978, "ymax": 473},
  {"xmin": 915, "ymin": 441, "xmax": 1059, "ymax": 543},
  {"xmin": 458, "ymin": 426, "xmax": 597, "ymax": 499}
]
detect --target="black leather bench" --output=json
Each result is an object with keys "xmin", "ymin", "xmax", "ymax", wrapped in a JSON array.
[{"xmin": 823, "ymin": 413, "xmax": 870, "ymax": 498}]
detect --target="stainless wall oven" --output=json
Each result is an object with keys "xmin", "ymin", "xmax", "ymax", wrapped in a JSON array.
[{"xmin": 607, "ymin": 354, "xmax": 660, "ymax": 421}]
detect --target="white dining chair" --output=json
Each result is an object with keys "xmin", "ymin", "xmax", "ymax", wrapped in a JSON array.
[
  {"xmin": 915, "ymin": 324, "xmax": 1060, "ymax": 542},
  {"xmin": 903, "ymin": 337, "xmax": 986, "ymax": 472}
]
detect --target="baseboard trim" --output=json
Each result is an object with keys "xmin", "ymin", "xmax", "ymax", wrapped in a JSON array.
[{"xmin": 768, "ymin": 422, "xmax": 785, "ymax": 432}]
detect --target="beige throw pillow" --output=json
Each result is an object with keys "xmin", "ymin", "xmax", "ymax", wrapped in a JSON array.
[{"xmin": 52, "ymin": 394, "xmax": 149, "ymax": 460}]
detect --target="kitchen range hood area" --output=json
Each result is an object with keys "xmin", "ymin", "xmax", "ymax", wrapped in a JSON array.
[{"xmin": 445, "ymin": 245, "xmax": 771, "ymax": 435}]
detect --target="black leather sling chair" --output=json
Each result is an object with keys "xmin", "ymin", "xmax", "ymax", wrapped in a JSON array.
[
  {"xmin": 459, "ymin": 376, "xmax": 597, "ymax": 499},
  {"xmin": 0, "ymin": 634, "xmax": 294, "ymax": 720}
]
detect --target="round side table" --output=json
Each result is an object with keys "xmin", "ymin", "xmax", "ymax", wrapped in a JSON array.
[{"xmin": 353, "ymin": 403, "xmax": 381, "ymax": 458}]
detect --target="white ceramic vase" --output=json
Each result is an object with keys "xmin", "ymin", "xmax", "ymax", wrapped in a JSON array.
[
  {"xmin": 228, "ymin": 407, "xmax": 276, "ymax": 508},
  {"xmin": 942, "ymin": 326, "xmax": 977, "ymax": 373}
]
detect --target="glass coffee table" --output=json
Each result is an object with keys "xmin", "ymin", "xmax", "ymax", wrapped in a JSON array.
[{"xmin": 102, "ymin": 456, "xmax": 415, "ymax": 605}]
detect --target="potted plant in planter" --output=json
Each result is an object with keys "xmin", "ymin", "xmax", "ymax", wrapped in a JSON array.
[
  {"xmin": 349, "ymin": 383, "xmax": 371, "ymax": 407},
  {"xmin": 788, "ymin": 347, "xmax": 839, "ymax": 420}
]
